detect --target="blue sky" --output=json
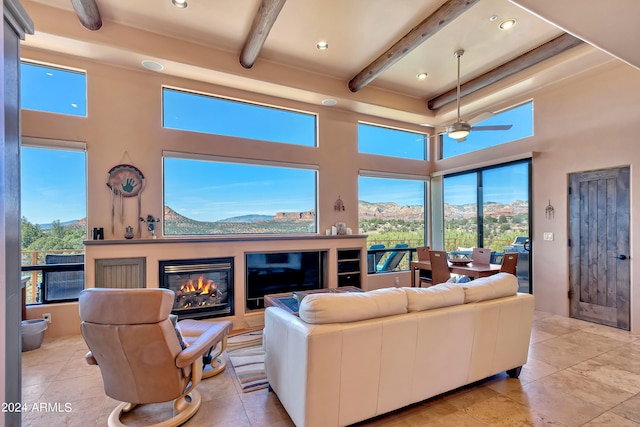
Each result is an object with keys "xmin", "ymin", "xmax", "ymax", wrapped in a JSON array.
[
  {"xmin": 164, "ymin": 159, "xmax": 317, "ymax": 222},
  {"xmin": 21, "ymin": 147, "xmax": 87, "ymax": 224},
  {"xmin": 20, "ymin": 62, "xmax": 529, "ymax": 225},
  {"xmin": 444, "ymin": 162, "xmax": 529, "ymax": 206}
]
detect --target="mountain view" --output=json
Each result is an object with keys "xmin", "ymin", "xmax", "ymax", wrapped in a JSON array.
[
  {"xmin": 164, "ymin": 206, "xmax": 316, "ymax": 234},
  {"xmin": 21, "ymin": 200, "xmax": 528, "ymax": 249}
]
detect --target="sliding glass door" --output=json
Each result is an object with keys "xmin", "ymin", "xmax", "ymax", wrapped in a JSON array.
[{"xmin": 443, "ymin": 160, "xmax": 531, "ymax": 292}]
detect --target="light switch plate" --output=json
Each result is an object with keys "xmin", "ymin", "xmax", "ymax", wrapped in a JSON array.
[{"xmin": 543, "ymin": 232, "xmax": 554, "ymax": 241}]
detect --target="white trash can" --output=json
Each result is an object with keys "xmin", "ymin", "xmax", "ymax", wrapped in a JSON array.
[{"xmin": 21, "ymin": 319, "xmax": 48, "ymax": 352}]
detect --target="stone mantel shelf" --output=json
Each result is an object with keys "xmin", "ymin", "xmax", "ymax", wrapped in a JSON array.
[{"xmin": 84, "ymin": 234, "xmax": 367, "ymax": 246}]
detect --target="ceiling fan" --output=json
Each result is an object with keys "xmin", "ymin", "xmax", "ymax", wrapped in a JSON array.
[{"xmin": 445, "ymin": 50, "xmax": 513, "ymax": 142}]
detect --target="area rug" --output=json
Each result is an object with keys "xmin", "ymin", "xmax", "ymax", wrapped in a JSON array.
[{"xmin": 227, "ymin": 328, "xmax": 268, "ymax": 392}]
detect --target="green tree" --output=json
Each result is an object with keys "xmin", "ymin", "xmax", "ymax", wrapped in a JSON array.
[
  {"xmin": 50, "ymin": 220, "xmax": 65, "ymax": 239},
  {"xmin": 21, "ymin": 217, "xmax": 44, "ymax": 249}
]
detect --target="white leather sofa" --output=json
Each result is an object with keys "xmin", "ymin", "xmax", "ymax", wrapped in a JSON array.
[{"xmin": 264, "ymin": 273, "xmax": 535, "ymax": 427}]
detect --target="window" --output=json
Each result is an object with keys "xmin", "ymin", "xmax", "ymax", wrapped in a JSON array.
[
  {"xmin": 163, "ymin": 155, "xmax": 317, "ymax": 235},
  {"xmin": 20, "ymin": 62, "xmax": 87, "ymax": 116},
  {"xmin": 358, "ymin": 123, "xmax": 427, "ymax": 160},
  {"xmin": 359, "ymin": 175, "xmax": 426, "ymax": 272},
  {"xmin": 440, "ymin": 101, "xmax": 533, "ymax": 158},
  {"xmin": 443, "ymin": 160, "xmax": 531, "ymax": 292},
  {"xmin": 21, "ymin": 142, "xmax": 87, "ymax": 304},
  {"xmin": 162, "ymin": 88, "xmax": 317, "ymax": 146}
]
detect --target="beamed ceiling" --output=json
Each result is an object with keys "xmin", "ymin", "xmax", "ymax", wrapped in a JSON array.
[{"xmin": 21, "ymin": 0, "xmax": 640, "ymax": 128}]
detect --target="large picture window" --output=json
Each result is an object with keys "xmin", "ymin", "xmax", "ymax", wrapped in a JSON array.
[
  {"xmin": 359, "ymin": 175, "xmax": 426, "ymax": 272},
  {"xmin": 20, "ymin": 62, "xmax": 87, "ymax": 117},
  {"xmin": 163, "ymin": 88, "xmax": 317, "ymax": 146},
  {"xmin": 21, "ymin": 141, "xmax": 87, "ymax": 304},
  {"xmin": 358, "ymin": 123, "xmax": 427, "ymax": 160},
  {"xmin": 163, "ymin": 155, "xmax": 317, "ymax": 235},
  {"xmin": 440, "ymin": 101, "xmax": 533, "ymax": 158},
  {"xmin": 443, "ymin": 160, "xmax": 531, "ymax": 292}
]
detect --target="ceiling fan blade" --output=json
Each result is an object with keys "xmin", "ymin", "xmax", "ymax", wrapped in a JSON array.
[{"xmin": 471, "ymin": 124, "xmax": 513, "ymax": 131}]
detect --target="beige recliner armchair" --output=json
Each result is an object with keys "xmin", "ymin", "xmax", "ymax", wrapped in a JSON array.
[{"xmin": 79, "ymin": 288, "xmax": 232, "ymax": 427}]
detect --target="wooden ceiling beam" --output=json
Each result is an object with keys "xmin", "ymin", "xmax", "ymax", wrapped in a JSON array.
[
  {"xmin": 240, "ymin": 0, "xmax": 287, "ymax": 69},
  {"xmin": 70, "ymin": 0, "xmax": 102, "ymax": 31},
  {"xmin": 348, "ymin": 0, "xmax": 480, "ymax": 93},
  {"xmin": 427, "ymin": 33, "xmax": 584, "ymax": 110}
]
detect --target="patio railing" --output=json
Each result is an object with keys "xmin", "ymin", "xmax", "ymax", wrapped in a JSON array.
[{"xmin": 21, "ymin": 249, "xmax": 85, "ymax": 304}]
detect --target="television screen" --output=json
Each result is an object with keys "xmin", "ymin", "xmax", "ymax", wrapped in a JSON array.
[{"xmin": 245, "ymin": 251, "xmax": 324, "ymax": 307}]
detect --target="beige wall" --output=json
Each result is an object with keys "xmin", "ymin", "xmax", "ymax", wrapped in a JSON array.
[{"xmin": 21, "ymin": 47, "xmax": 640, "ymax": 336}]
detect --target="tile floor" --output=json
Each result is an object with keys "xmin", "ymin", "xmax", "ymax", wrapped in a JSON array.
[{"xmin": 21, "ymin": 311, "xmax": 640, "ymax": 426}]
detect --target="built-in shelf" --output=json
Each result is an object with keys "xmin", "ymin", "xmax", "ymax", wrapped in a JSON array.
[{"xmin": 337, "ymin": 248, "xmax": 362, "ymax": 288}]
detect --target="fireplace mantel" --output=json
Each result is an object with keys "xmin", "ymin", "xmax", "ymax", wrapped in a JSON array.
[
  {"xmin": 84, "ymin": 234, "xmax": 367, "ymax": 246},
  {"xmin": 83, "ymin": 234, "xmax": 369, "ymax": 321}
]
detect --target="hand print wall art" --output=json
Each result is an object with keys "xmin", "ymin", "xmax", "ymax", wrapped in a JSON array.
[{"xmin": 106, "ymin": 164, "xmax": 146, "ymax": 238}]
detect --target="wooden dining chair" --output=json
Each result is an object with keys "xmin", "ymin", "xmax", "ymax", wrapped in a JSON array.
[
  {"xmin": 500, "ymin": 253, "xmax": 519, "ymax": 275},
  {"xmin": 415, "ymin": 246, "xmax": 431, "ymax": 286},
  {"xmin": 422, "ymin": 250, "xmax": 452, "ymax": 287},
  {"xmin": 471, "ymin": 247, "xmax": 491, "ymax": 264},
  {"xmin": 415, "ymin": 246, "xmax": 430, "ymax": 261}
]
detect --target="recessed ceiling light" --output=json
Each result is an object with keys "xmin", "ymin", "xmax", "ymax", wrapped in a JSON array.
[
  {"xmin": 416, "ymin": 72, "xmax": 428, "ymax": 80},
  {"xmin": 171, "ymin": 0, "xmax": 188, "ymax": 8},
  {"xmin": 321, "ymin": 98, "xmax": 337, "ymax": 106},
  {"xmin": 141, "ymin": 60, "xmax": 164, "ymax": 71},
  {"xmin": 499, "ymin": 19, "xmax": 517, "ymax": 30},
  {"xmin": 316, "ymin": 41, "xmax": 329, "ymax": 50}
]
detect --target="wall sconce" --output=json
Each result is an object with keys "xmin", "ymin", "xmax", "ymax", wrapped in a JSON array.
[{"xmin": 334, "ymin": 196, "xmax": 345, "ymax": 212}]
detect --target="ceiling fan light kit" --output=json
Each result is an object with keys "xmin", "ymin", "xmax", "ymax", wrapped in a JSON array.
[
  {"xmin": 446, "ymin": 49, "xmax": 469, "ymax": 141},
  {"xmin": 446, "ymin": 121, "xmax": 471, "ymax": 140},
  {"xmin": 171, "ymin": 0, "xmax": 188, "ymax": 9}
]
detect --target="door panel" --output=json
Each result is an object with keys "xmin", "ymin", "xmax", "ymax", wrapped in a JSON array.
[{"xmin": 569, "ymin": 167, "xmax": 630, "ymax": 329}]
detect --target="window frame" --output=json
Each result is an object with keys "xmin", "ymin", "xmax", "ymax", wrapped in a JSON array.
[
  {"xmin": 20, "ymin": 60, "xmax": 88, "ymax": 117},
  {"xmin": 20, "ymin": 138, "xmax": 88, "ymax": 305},
  {"xmin": 358, "ymin": 121, "xmax": 428, "ymax": 160},
  {"xmin": 162, "ymin": 86, "xmax": 318, "ymax": 147},
  {"xmin": 358, "ymin": 171, "xmax": 430, "ymax": 272},
  {"xmin": 162, "ymin": 151, "xmax": 319, "ymax": 236}
]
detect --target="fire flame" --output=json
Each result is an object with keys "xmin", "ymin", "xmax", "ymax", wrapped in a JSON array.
[{"xmin": 178, "ymin": 275, "xmax": 217, "ymax": 295}]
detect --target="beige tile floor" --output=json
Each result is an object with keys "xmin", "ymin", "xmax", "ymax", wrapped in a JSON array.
[{"xmin": 21, "ymin": 311, "xmax": 640, "ymax": 426}]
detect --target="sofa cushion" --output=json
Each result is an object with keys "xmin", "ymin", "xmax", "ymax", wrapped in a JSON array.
[
  {"xmin": 299, "ymin": 288, "xmax": 407, "ymax": 324},
  {"xmin": 461, "ymin": 272, "xmax": 518, "ymax": 303},
  {"xmin": 404, "ymin": 284, "xmax": 465, "ymax": 312}
]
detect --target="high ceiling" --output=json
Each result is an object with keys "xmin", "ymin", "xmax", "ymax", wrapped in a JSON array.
[{"xmin": 20, "ymin": 0, "xmax": 638, "ymax": 127}]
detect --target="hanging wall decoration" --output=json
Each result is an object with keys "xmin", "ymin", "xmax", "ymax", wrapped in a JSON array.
[
  {"xmin": 106, "ymin": 162, "xmax": 146, "ymax": 237},
  {"xmin": 545, "ymin": 200, "xmax": 555, "ymax": 219}
]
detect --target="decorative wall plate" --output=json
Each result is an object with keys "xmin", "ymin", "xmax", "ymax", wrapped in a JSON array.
[{"xmin": 106, "ymin": 164, "xmax": 145, "ymax": 197}]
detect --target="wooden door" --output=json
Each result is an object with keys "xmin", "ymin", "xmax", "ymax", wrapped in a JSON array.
[{"xmin": 568, "ymin": 166, "xmax": 630, "ymax": 329}]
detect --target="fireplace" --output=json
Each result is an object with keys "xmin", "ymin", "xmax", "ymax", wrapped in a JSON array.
[{"xmin": 159, "ymin": 257, "xmax": 233, "ymax": 319}]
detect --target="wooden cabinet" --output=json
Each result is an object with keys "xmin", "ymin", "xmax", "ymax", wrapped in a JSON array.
[{"xmin": 337, "ymin": 249, "xmax": 362, "ymax": 288}]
